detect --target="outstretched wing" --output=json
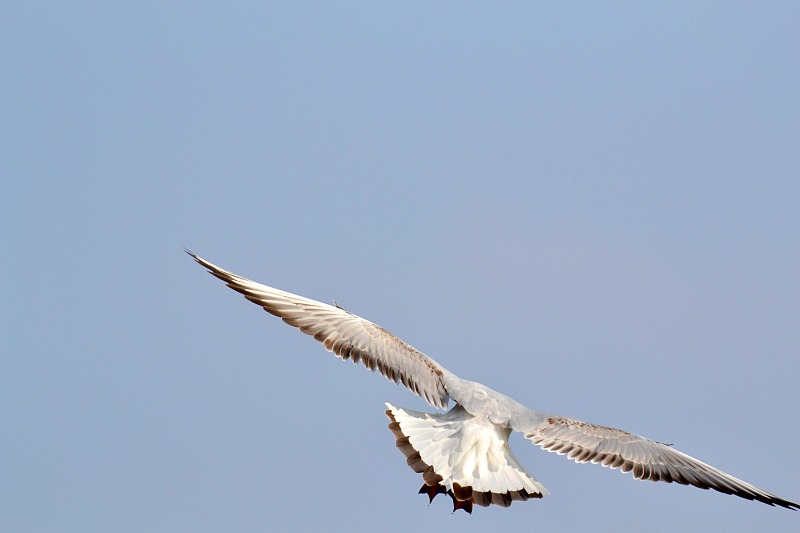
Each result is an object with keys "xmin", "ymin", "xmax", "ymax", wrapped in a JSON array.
[
  {"xmin": 188, "ymin": 251, "xmax": 451, "ymax": 409},
  {"xmin": 516, "ymin": 413, "xmax": 798, "ymax": 509}
]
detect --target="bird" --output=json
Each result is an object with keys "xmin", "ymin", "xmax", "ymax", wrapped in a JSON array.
[{"xmin": 187, "ymin": 250, "xmax": 798, "ymax": 513}]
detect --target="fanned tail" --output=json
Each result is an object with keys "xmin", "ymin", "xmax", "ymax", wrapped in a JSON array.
[{"xmin": 386, "ymin": 403, "xmax": 547, "ymax": 512}]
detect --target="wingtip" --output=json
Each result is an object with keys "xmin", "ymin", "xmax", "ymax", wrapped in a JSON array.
[{"xmin": 184, "ymin": 249, "xmax": 218, "ymax": 272}]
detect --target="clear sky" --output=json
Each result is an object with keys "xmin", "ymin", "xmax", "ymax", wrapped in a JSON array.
[{"xmin": 2, "ymin": 1, "xmax": 798, "ymax": 532}]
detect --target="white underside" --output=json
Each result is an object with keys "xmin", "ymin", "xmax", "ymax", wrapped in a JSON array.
[{"xmin": 387, "ymin": 403, "xmax": 548, "ymax": 497}]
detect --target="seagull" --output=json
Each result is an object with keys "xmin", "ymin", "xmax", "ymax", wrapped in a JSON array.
[{"xmin": 187, "ymin": 251, "xmax": 798, "ymax": 513}]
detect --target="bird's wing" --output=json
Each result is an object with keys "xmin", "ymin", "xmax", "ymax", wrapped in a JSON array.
[
  {"xmin": 512, "ymin": 411, "xmax": 798, "ymax": 509},
  {"xmin": 188, "ymin": 251, "xmax": 451, "ymax": 409}
]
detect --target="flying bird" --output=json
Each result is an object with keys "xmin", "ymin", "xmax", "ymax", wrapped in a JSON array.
[{"xmin": 188, "ymin": 251, "xmax": 798, "ymax": 513}]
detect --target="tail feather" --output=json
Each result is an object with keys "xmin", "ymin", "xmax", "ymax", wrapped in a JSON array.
[{"xmin": 386, "ymin": 403, "xmax": 547, "ymax": 511}]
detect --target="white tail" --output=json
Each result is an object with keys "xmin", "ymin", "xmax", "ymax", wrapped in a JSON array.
[{"xmin": 386, "ymin": 403, "xmax": 548, "ymax": 512}]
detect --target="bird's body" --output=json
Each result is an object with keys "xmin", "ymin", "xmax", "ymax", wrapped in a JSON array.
[{"xmin": 188, "ymin": 251, "xmax": 798, "ymax": 512}]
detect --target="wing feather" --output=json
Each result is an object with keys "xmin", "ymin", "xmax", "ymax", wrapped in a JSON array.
[
  {"xmin": 517, "ymin": 414, "xmax": 798, "ymax": 509},
  {"xmin": 188, "ymin": 251, "xmax": 450, "ymax": 409}
]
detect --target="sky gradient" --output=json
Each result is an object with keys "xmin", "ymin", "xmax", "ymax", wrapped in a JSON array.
[{"xmin": 2, "ymin": 2, "xmax": 799, "ymax": 532}]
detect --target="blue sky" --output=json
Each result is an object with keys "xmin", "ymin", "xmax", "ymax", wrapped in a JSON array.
[{"xmin": 2, "ymin": 1, "xmax": 798, "ymax": 532}]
